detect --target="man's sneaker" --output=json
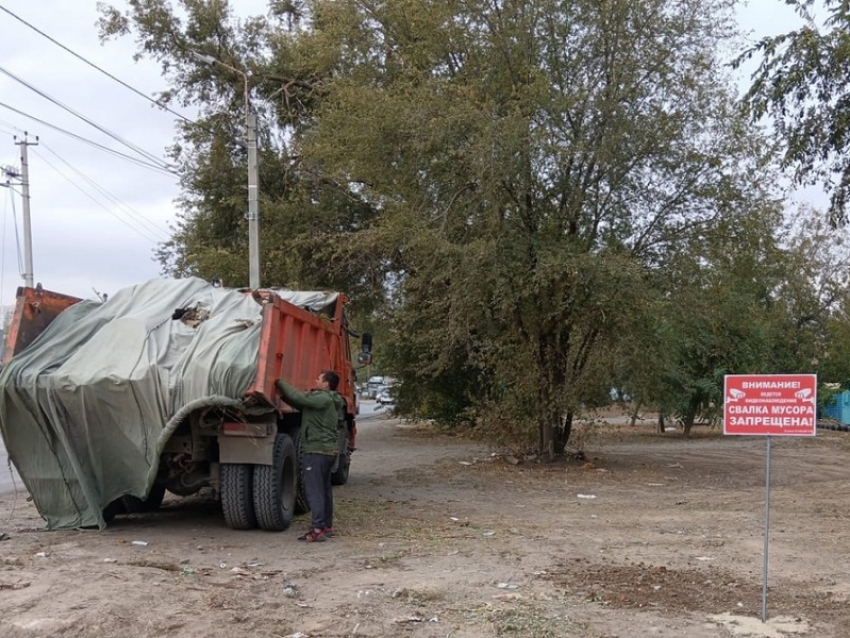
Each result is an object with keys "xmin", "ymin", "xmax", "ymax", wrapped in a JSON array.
[
  {"xmin": 297, "ymin": 528, "xmax": 326, "ymax": 542},
  {"xmin": 321, "ymin": 527, "xmax": 336, "ymax": 538}
]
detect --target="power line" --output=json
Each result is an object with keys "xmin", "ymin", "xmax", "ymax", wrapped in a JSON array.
[
  {"xmin": 0, "ymin": 3, "xmax": 197, "ymax": 127},
  {"xmin": 0, "ymin": 117, "xmax": 20, "ymax": 132},
  {"xmin": 38, "ymin": 142, "xmax": 171, "ymax": 241},
  {"xmin": 0, "ymin": 64, "xmax": 173, "ymax": 171},
  {"xmin": 31, "ymin": 147, "xmax": 165, "ymax": 245},
  {"xmin": 0, "ymin": 101, "xmax": 175, "ymax": 175},
  {"xmin": 0, "ymin": 63, "xmax": 171, "ymax": 170},
  {"xmin": 42, "ymin": 144, "xmax": 172, "ymax": 240}
]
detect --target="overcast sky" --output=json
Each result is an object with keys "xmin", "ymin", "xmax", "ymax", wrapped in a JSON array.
[{"xmin": 0, "ymin": 0, "xmax": 821, "ymax": 308}]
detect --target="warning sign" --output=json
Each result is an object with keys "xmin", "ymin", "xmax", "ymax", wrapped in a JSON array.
[{"xmin": 723, "ymin": 374, "xmax": 817, "ymax": 436}]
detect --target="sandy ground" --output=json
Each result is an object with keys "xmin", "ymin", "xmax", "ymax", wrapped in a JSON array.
[{"xmin": 1, "ymin": 408, "xmax": 849, "ymax": 638}]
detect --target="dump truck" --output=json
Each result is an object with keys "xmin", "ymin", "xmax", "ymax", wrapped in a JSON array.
[{"xmin": 0, "ymin": 278, "xmax": 370, "ymax": 530}]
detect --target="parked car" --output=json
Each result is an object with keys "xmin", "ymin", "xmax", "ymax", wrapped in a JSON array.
[{"xmin": 376, "ymin": 386, "xmax": 395, "ymax": 406}]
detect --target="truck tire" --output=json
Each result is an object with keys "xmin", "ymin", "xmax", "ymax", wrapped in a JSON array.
[
  {"xmin": 253, "ymin": 434, "xmax": 297, "ymax": 531},
  {"xmin": 331, "ymin": 426, "xmax": 350, "ymax": 486},
  {"xmin": 293, "ymin": 429, "xmax": 309, "ymax": 515},
  {"xmin": 221, "ymin": 463, "xmax": 257, "ymax": 529}
]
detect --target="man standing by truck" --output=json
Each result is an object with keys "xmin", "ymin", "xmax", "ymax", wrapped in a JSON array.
[{"xmin": 276, "ymin": 370, "xmax": 343, "ymax": 542}]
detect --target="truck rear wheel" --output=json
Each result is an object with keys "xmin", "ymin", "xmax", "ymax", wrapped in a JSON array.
[
  {"xmin": 221, "ymin": 463, "xmax": 257, "ymax": 529},
  {"xmin": 253, "ymin": 434, "xmax": 297, "ymax": 531}
]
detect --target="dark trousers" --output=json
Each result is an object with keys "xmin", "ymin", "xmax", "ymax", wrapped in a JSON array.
[{"xmin": 303, "ymin": 452, "xmax": 335, "ymax": 530}]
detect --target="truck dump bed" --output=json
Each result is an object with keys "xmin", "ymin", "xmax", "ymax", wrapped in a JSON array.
[
  {"xmin": 246, "ymin": 289, "xmax": 356, "ymax": 408},
  {"xmin": 0, "ymin": 278, "xmax": 356, "ymax": 529}
]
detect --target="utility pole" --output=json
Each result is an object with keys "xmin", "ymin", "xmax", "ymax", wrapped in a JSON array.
[
  {"xmin": 14, "ymin": 134, "xmax": 37, "ymax": 288},
  {"xmin": 3, "ymin": 134, "xmax": 38, "ymax": 288},
  {"xmin": 190, "ymin": 51, "xmax": 261, "ymax": 289},
  {"xmin": 247, "ymin": 112, "xmax": 260, "ymax": 290}
]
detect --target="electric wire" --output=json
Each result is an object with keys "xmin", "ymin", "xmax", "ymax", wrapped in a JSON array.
[
  {"xmin": 0, "ymin": 64, "xmax": 173, "ymax": 171},
  {"xmin": 0, "ymin": 63, "xmax": 172, "ymax": 170},
  {"xmin": 0, "ymin": 3, "xmax": 197, "ymax": 127},
  {"xmin": 33, "ymin": 147, "xmax": 164, "ymax": 244},
  {"xmin": 31, "ymin": 148, "xmax": 164, "ymax": 244},
  {"xmin": 0, "ymin": 116, "xmax": 20, "ymax": 132},
  {"xmin": 38, "ymin": 142, "xmax": 171, "ymax": 241},
  {"xmin": 42, "ymin": 145, "xmax": 172, "ymax": 240},
  {"xmin": 0, "ymin": 101, "xmax": 175, "ymax": 175}
]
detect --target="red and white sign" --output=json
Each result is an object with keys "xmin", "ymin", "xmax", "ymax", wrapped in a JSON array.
[{"xmin": 723, "ymin": 374, "xmax": 817, "ymax": 436}]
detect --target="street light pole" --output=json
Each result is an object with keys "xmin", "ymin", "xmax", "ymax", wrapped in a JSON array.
[{"xmin": 191, "ymin": 52, "xmax": 261, "ymax": 289}]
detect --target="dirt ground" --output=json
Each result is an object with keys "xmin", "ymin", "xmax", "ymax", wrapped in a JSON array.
[{"xmin": 1, "ymin": 409, "xmax": 850, "ymax": 638}]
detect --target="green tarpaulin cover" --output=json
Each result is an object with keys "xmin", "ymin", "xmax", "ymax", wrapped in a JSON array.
[{"xmin": 0, "ymin": 278, "xmax": 266, "ymax": 529}]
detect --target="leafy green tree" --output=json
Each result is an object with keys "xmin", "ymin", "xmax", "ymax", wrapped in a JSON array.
[
  {"xmin": 613, "ymin": 193, "xmax": 788, "ymax": 435},
  {"xmin": 298, "ymin": 0, "xmax": 784, "ymax": 455},
  {"xmin": 99, "ymin": 0, "xmax": 383, "ymax": 310},
  {"xmin": 772, "ymin": 209, "xmax": 850, "ymax": 383},
  {"xmin": 626, "ymin": 201, "xmax": 850, "ymax": 435},
  {"xmin": 104, "ymin": 0, "xmax": 810, "ymax": 457},
  {"xmin": 737, "ymin": 0, "xmax": 850, "ymax": 224},
  {"xmin": 819, "ymin": 301, "xmax": 850, "ymax": 388}
]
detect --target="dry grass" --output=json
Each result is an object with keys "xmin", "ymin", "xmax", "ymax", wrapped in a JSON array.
[
  {"xmin": 391, "ymin": 585, "xmax": 446, "ymax": 604},
  {"xmin": 477, "ymin": 600, "xmax": 588, "ymax": 638}
]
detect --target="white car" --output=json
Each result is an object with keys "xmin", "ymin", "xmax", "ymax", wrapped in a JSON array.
[{"xmin": 376, "ymin": 387, "xmax": 395, "ymax": 406}]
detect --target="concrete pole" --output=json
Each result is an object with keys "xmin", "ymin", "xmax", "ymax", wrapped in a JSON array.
[
  {"xmin": 188, "ymin": 52, "xmax": 260, "ymax": 289},
  {"xmin": 247, "ymin": 111, "xmax": 260, "ymax": 290},
  {"xmin": 15, "ymin": 135, "xmax": 36, "ymax": 288}
]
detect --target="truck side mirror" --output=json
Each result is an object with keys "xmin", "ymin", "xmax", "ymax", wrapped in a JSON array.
[
  {"xmin": 357, "ymin": 352, "xmax": 372, "ymax": 366},
  {"xmin": 361, "ymin": 333, "xmax": 372, "ymax": 354}
]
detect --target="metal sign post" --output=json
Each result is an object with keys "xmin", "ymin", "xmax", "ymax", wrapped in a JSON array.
[
  {"xmin": 723, "ymin": 374, "xmax": 817, "ymax": 623},
  {"xmin": 762, "ymin": 435, "xmax": 771, "ymax": 623}
]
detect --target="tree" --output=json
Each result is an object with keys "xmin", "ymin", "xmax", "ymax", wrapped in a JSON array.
[
  {"xmin": 104, "ymin": 0, "xmax": 795, "ymax": 457},
  {"xmin": 771, "ymin": 208, "xmax": 850, "ymax": 383},
  {"xmin": 656, "ymin": 205, "xmax": 785, "ymax": 434},
  {"xmin": 819, "ymin": 298, "xmax": 850, "ymax": 387},
  {"xmin": 632, "ymin": 202, "xmax": 850, "ymax": 435},
  {"xmin": 99, "ymin": 0, "xmax": 384, "ymax": 311},
  {"xmin": 611, "ymin": 190, "xmax": 796, "ymax": 435},
  {"xmin": 736, "ymin": 0, "xmax": 850, "ymax": 224},
  {"xmin": 298, "ymin": 0, "xmax": 782, "ymax": 456}
]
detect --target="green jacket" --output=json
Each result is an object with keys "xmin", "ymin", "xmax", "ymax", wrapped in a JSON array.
[{"xmin": 276, "ymin": 379, "xmax": 344, "ymax": 454}]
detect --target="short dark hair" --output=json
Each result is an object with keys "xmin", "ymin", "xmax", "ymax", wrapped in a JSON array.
[{"xmin": 321, "ymin": 370, "xmax": 340, "ymax": 391}]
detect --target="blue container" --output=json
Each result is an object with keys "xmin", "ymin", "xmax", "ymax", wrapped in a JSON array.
[{"xmin": 823, "ymin": 390, "xmax": 850, "ymax": 424}]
